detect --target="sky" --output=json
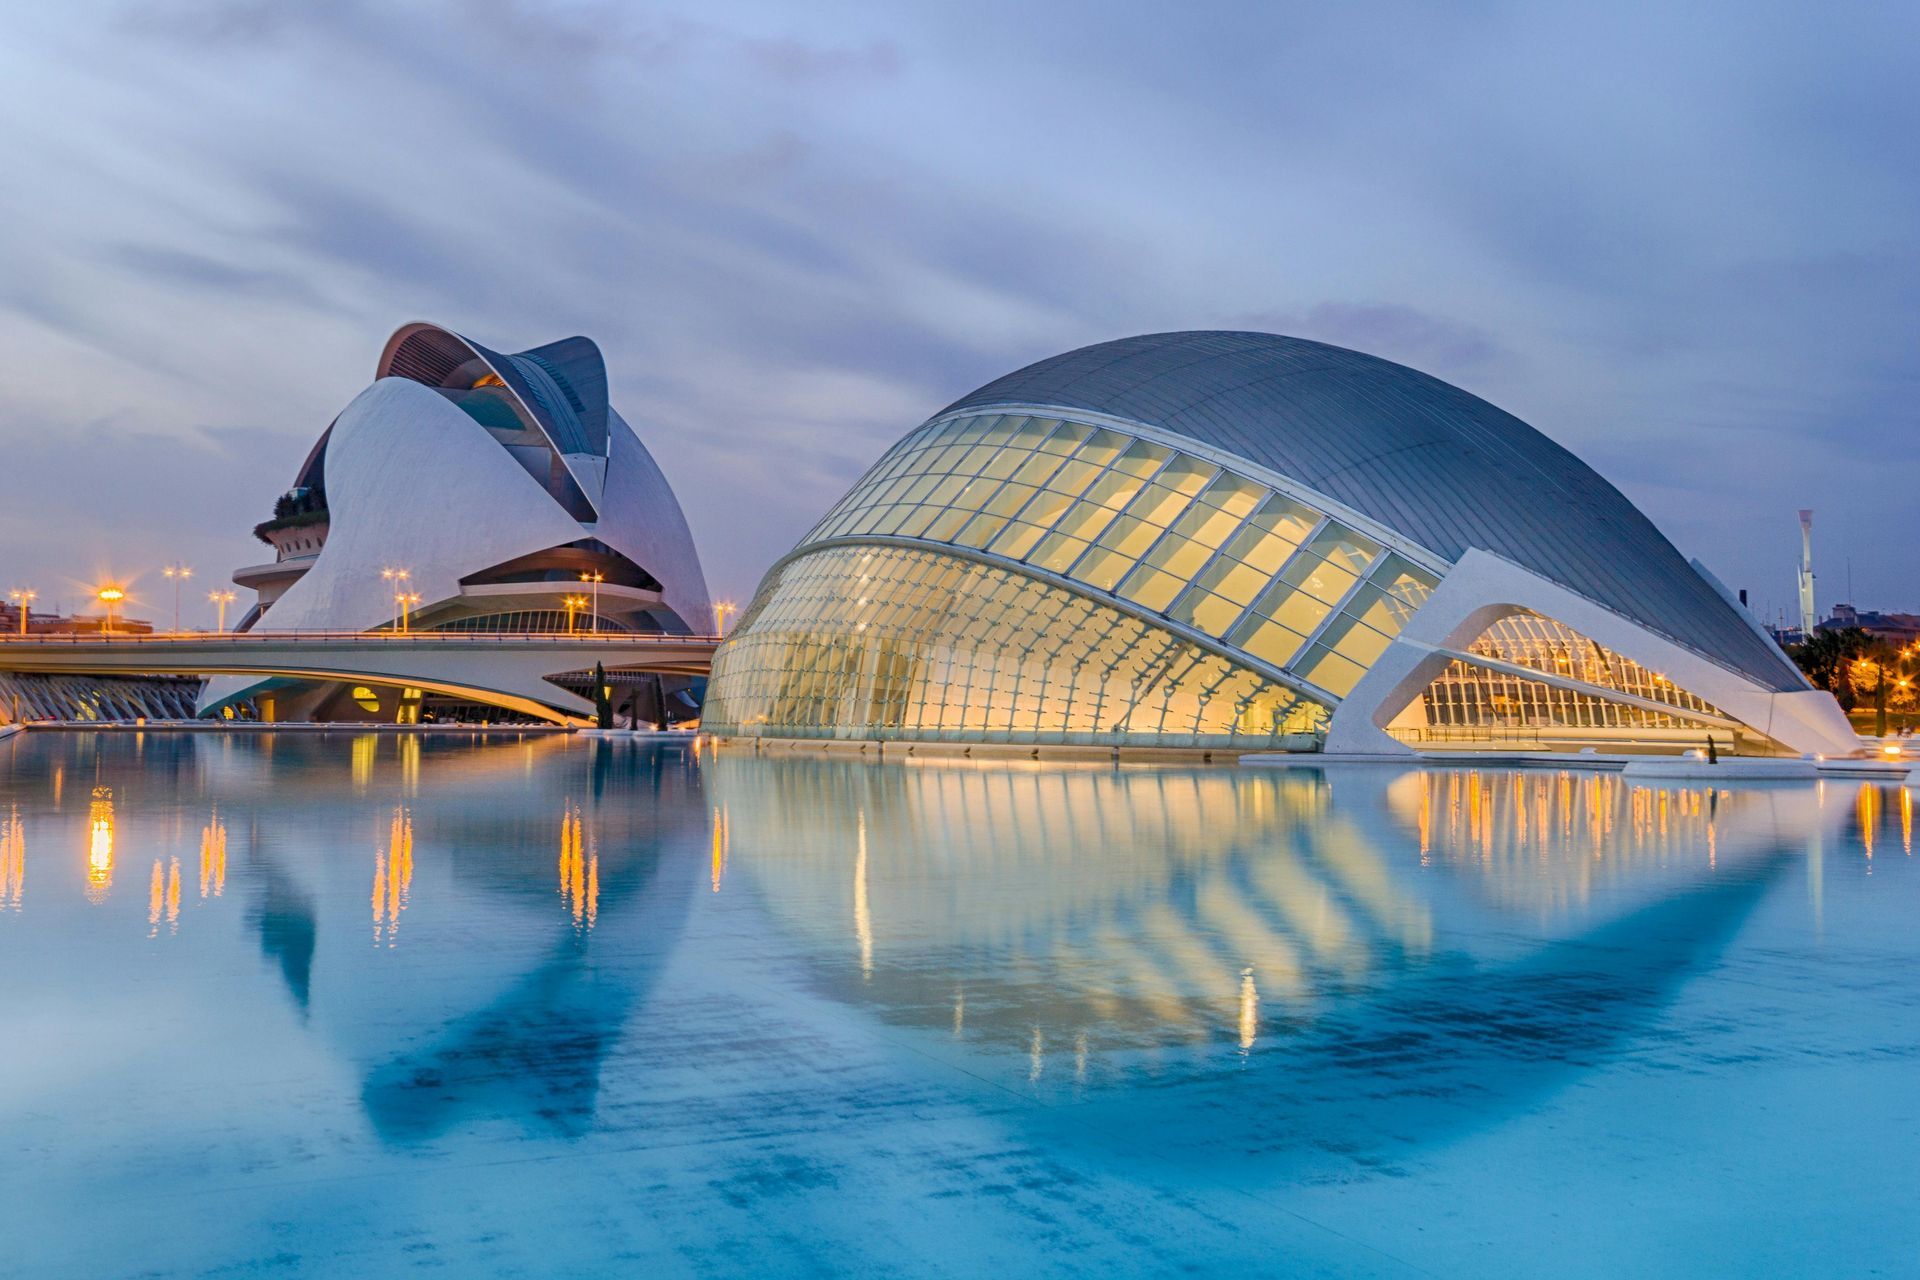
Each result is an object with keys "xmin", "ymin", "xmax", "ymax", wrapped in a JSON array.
[{"xmin": 0, "ymin": 0, "xmax": 1912, "ymax": 628}]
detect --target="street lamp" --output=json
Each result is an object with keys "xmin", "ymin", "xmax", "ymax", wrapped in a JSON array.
[
  {"xmin": 578, "ymin": 571, "xmax": 604, "ymax": 633},
  {"xmin": 563, "ymin": 594, "xmax": 588, "ymax": 635},
  {"xmin": 207, "ymin": 589, "xmax": 236, "ymax": 633},
  {"xmin": 381, "ymin": 568, "xmax": 410, "ymax": 631},
  {"xmin": 393, "ymin": 591, "xmax": 421, "ymax": 634},
  {"xmin": 162, "ymin": 563, "xmax": 192, "ymax": 632},
  {"xmin": 712, "ymin": 600, "xmax": 737, "ymax": 637},
  {"xmin": 7, "ymin": 589, "xmax": 35, "ymax": 636},
  {"xmin": 97, "ymin": 585, "xmax": 126, "ymax": 635}
]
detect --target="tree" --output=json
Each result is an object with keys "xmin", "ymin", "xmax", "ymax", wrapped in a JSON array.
[
  {"xmin": 592, "ymin": 662, "xmax": 613, "ymax": 730},
  {"xmin": 1789, "ymin": 627, "xmax": 1870, "ymax": 710}
]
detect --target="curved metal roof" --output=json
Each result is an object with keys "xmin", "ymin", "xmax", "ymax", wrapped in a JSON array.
[{"xmin": 942, "ymin": 330, "xmax": 1803, "ymax": 691}]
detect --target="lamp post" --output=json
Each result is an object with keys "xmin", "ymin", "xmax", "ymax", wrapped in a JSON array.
[
  {"xmin": 97, "ymin": 585, "xmax": 126, "ymax": 635},
  {"xmin": 381, "ymin": 568, "xmax": 410, "ymax": 631},
  {"xmin": 208, "ymin": 589, "xmax": 236, "ymax": 633},
  {"xmin": 7, "ymin": 589, "xmax": 35, "ymax": 636},
  {"xmin": 564, "ymin": 594, "xmax": 587, "ymax": 635},
  {"xmin": 393, "ymin": 591, "xmax": 421, "ymax": 635},
  {"xmin": 579, "ymin": 571, "xmax": 604, "ymax": 633},
  {"xmin": 712, "ymin": 600, "xmax": 736, "ymax": 637},
  {"xmin": 162, "ymin": 563, "xmax": 192, "ymax": 632}
]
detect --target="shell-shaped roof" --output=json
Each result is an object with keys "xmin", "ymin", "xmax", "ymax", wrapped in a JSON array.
[{"xmin": 942, "ymin": 331, "xmax": 1801, "ymax": 691}]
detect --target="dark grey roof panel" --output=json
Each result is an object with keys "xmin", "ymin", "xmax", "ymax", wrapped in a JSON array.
[{"xmin": 942, "ymin": 331, "xmax": 1803, "ymax": 691}]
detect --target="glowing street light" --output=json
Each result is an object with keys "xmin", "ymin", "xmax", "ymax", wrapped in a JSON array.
[
  {"xmin": 207, "ymin": 589, "xmax": 236, "ymax": 633},
  {"xmin": 393, "ymin": 591, "xmax": 422, "ymax": 634},
  {"xmin": 563, "ymin": 594, "xmax": 588, "ymax": 635},
  {"xmin": 161, "ymin": 563, "xmax": 193, "ymax": 632},
  {"xmin": 7, "ymin": 588, "xmax": 35, "ymax": 636},
  {"xmin": 97, "ymin": 584, "xmax": 126, "ymax": 635},
  {"xmin": 712, "ymin": 600, "xmax": 737, "ymax": 637},
  {"xmin": 381, "ymin": 568, "xmax": 411, "ymax": 630},
  {"xmin": 578, "ymin": 571, "xmax": 605, "ymax": 634}
]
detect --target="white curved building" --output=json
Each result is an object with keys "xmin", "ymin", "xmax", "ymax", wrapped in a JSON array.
[
  {"xmin": 206, "ymin": 323, "xmax": 711, "ymax": 722},
  {"xmin": 705, "ymin": 331, "xmax": 1857, "ymax": 757}
]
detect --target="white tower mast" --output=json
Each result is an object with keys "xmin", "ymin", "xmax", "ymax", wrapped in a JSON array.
[{"xmin": 1797, "ymin": 509, "xmax": 1817, "ymax": 639}]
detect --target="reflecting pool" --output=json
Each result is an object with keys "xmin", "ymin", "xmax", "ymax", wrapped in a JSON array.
[{"xmin": 0, "ymin": 731, "xmax": 1914, "ymax": 1277}]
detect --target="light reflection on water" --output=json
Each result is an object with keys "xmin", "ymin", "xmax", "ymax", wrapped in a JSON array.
[{"xmin": 0, "ymin": 730, "xmax": 1913, "ymax": 1276}]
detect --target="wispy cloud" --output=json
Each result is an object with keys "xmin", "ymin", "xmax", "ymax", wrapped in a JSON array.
[{"xmin": 0, "ymin": 0, "xmax": 1910, "ymax": 617}]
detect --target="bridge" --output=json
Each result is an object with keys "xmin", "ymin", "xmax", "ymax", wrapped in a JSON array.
[{"xmin": 0, "ymin": 631, "xmax": 721, "ymax": 725}]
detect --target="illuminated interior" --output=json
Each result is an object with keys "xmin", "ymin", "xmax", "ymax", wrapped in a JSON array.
[{"xmin": 704, "ymin": 543, "xmax": 1326, "ymax": 748}]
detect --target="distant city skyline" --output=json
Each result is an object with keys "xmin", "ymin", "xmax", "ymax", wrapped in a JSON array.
[{"xmin": 0, "ymin": 1, "xmax": 1913, "ymax": 627}]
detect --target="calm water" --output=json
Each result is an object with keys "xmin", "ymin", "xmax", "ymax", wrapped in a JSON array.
[{"xmin": 0, "ymin": 731, "xmax": 1914, "ymax": 1278}]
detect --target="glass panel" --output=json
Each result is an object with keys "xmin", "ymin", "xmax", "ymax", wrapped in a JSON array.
[
  {"xmin": 1166, "ymin": 502, "xmax": 1243, "ymax": 550},
  {"xmin": 1074, "ymin": 429, "xmax": 1128, "ymax": 468},
  {"xmin": 702, "ymin": 542, "xmax": 1329, "ymax": 747},
  {"xmin": 953, "ymin": 513, "xmax": 1009, "ymax": 549},
  {"xmin": 1143, "ymin": 535, "xmax": 1214, "ymax": 579},
  {"xmin": 1298, "ymin": 644, "xmax": 1368, "ymax": 697},
  {"xmin": 988, "ymin": 521, "xmax": 1048, "ymax": 561},
  {"xmin": 1094, "ymin": 514, "xmax": 1161, "ymax": 559},
  {"xmin": 1044, "ymin": 458, "xmax": 1102, "ymax": 498},
  {"xmin": 1124, "ymin": 483, "xmax": 1191, "ymax": 529},
  {"xmin": 1233, "ymin": 618, "xmax": 1309, "ymax": 669},
  {"xmin": 1118, "ymin": 565, "xmax": 1187, "ymax": 613},
  {"xmin": 1029, "ymin": 532, "xmax": 1090, "ymax": 574},
  {"xmin": 1039, "ymin": 421, "xmax": 1093, "ymax": 455},
  {"xmin": 1199, "ymin": 473, "xmax": 1266, "ymax": 517},
  {"xmin": 1052, "ymin": 500, "xmax": 1121, "ymax": 543},
  {"xmin": 1072, "ymin": 547, "xmax": 1134, "ymax": 592},
  {"xmin": 1110, "ymin": 440, "xmax": 1171, "ymax": 477},
  {"xmin": 1156, "ymin": 455, "xmax": 1217, "ymax": 495}
]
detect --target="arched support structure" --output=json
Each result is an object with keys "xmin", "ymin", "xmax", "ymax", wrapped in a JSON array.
[
  {"xmin": 0, "ymin": 634, "xmax": 717, "ymax": 726},
  {"xmin": 1323, "ymin": 550, "xmax": 1858, "ymax": 758}
]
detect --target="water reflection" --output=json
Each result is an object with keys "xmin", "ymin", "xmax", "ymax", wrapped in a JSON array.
[
  {"xmin": 199, "ymin": 808, "xmax": 227, "ymax": 899},
  {"xmin": 371, "ymin": 806, "xmax": 414, "ymax": 945},
  {"xmin": 2, "ymin": 805, "xmax": 23, "ymax": 910},
  {"xmin": 708, "ymin": 755, "xmax": 1849, "ymax": 1173},
  {"xmin": 85, "ymin": 785, "xmax": 114, "ymax": 903},
  {"xmin": 557, "ymin": 802, "xmax": 597, "ymax": 929},
  {"xmin": 708, "ymin": 757, "xmax": 1843, "ymax": 1062}
]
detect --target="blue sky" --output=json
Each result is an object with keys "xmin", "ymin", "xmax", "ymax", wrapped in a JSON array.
[{"xmin": 0, "ymin": 0, "xmax": 1912, "ymax": 625}]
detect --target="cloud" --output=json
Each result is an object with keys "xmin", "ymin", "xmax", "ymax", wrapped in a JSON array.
[{"xmin": 0, "ymin": 0, "xmax": 1910, "ymax": 612}]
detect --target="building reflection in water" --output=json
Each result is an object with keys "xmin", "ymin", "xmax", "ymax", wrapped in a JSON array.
[
  {"xmin": 709, "ymin": 755, "xmax": 1840, "ymax": 1068},
  {"xmin": 85, "ymin": 786, "xmax": 114, "ymax": 904},
  {"xmin": 710, "ymin": 805, "xmax": 730, "ymax": 893},
  {"xmin": 557, "ymin": 803, "xmax": 597, "ymax": 930},
  {"xmin": 148, "ymin": 856, "xmax": 182, "ymax": 937},
  {"xmin": 371, "ymin": 806, "xmax": 414, "ymax": 946},
  {"xmin": 352, "ymin": 735, "xmax": 376, "ymax": 790},
  {"xmin": 1, "ymin": 805, "xmax": 23, "ymax": 911},
  {"xmin": 199, "ymin": 809, "xmax": 228, "ymax": 899}
]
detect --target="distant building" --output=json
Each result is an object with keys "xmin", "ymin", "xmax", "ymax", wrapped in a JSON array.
[
  {"xmin": 204, "ymin": 322, "xmax": 711, "ymax": 723},
  {"xmin": 1822, "ymin": 605, "xmax": 1920, "ymax": 647},
  {"xmin": 0, "ymin": 603, "xmax": 153, "ymax": 636},
  {"xmin": 705, "ymin": 330, "xmax": 1857, "ymax": 758}
]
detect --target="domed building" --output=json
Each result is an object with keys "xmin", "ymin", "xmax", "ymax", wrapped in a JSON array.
[
  {"xmin": 704, "ymin": 331, "xmax": 1854, "ymax": 757},
  {"xmin": 206, "ymin": 322, "xmax": 711, "ymax": 722}
]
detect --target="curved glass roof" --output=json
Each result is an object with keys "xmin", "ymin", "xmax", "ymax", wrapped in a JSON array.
[{"xmin": 941, "ymin": 331, "xmax": 1803, "ymax": 692}]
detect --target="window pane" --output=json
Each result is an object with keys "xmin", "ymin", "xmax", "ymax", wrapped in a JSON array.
[
  {"xmin": 1111, "ymin": 440, "xmax": 1171, "ymax": 477},
  {"xmin": 1075, "ymin": 429, "xmax": 1129, "ymax": 468},
  {"xmin": 1119, "ymin": 566, "xmax": 1186, "ymax": 612},
  {"xmin": 1234, "ymin": 619, "xmax": 1309, "ymax": 668},
  {"xmin": 989, "ymin": 521, "xmax": 1048, "ymax": 560},
  {"xmin": 1200, "ymin": 474, "xmax": 1266, "ymax": 517},
  {"xmin": 1029, "ymin": 532, "xmax": 1090, "ymax": 573},
  {"xmin": 1073, "ymin": 547, "xmax": 1133, "ymax": 591}
]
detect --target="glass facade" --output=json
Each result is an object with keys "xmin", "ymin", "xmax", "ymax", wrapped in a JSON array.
[
  {"xmin": 798, "ymin": 412, "xmax": 1440, "ymax": 701},
  {"xmin": 703, "ymin": 545, "xmax": 1326, "ymax": 748},
  {"xmin": 1407, "ymin": 612, "xmax": 1736, "ymax": 739}
]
